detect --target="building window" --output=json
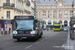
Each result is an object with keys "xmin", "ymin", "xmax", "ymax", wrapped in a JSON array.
[
  {"xmin": 53, "ymin": 6, "xmax": 55, "ymax": 8},
  {"xmin": 66, "ymin": 6, "xmax": 68, "ymax": 8},
  {"xmin": 53, "ymin": 6, "xmax": 57, "ymax": 8},
  {"xmin": 36, "ymin": 6, "xmax": 37, "ymax": 8},
  {"xmin": 48, "ymin": 11, "xmax": 51, "ymax": 13},
  {"xmin": 44, "ymin": 6, "xmax": 46, "ymax": 8},
  {"xmin": 48, "ymin": 6, "xmax": 49, "ymax": 8},
  {"xmin": 48, "ymin": 20, "xmax": 51, "ymax": 25},
  {"xmin": 59, "ymin": 14, "xmax": 62, "ymax": 18},
  {"xmin": 64, "ymin": 14, "xmax": 68, "ymax": 17},
  {"xmin": 70, "ymin": 10, "xmax": 73, "ymax": 13},
  {"xmin": 64, "ymin": 6, "xmax": 68, "ymax": 8},
  {"xmin": 60, "ymin": 20, "xmax": 62, "ymax": 24},
  {"xmin": 39, "ymin": 12, "xmax": 40, "ymax": 17},
  {"xmin": 70, "ymin": 14, "xmax": 73, "ymax": 17},
  {"xmin": 64, "ymin": 11, "xmax": 68, "ymax": 13},
  {"xmin": 74, "ymin": 11, "xmax": 75, "ymax": 14},
  {"xmin": 64, "ymin": 6, "xmax": 65, "ymax": 8},
  {"xmin": 53, "ymin": 11, "xmax": 57, "ymax": 13},
  {"xmin": 50, "ymin": 6, "xmax": 51, "ymax": 8},
  {"xmin": 43, "ymin": 6, "xmax": 44, "ymax": 8},
  {"xmin": 6, "ymin": 0, "xmax": 10, "ymax": 3},
  {"xmin": 43, "ymin": 11, "xmax": 46, "ymax": 13},
  {"xmin": 7, "ymin": 11, "xmax": 10, "ymax": 19},
  {"xmin": 59, "ymin": 10, "xmax": 62, "ymax": 13},
  {"xmin": 70, "ymin": 6, "xmax": 72, "ymax": 8},
  {"xmin": 48, "ymin": 14, "xmax": 51, "ymax": 18},
  {"xmin": 43, "ymin": 14, "xmax": 46, "ymax": 17},
  {"xmin": 64, "ymin": 20, "xmax": 68, "ymax": 26},
  {"xmin": 53, "ymin": 14, "xmax": 57, "ymax": 18}
]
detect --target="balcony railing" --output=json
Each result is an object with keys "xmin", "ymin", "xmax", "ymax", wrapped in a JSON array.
[
  {"xmin": 3, "ymin": 3, "xmax": 15, "ymax": 7},
  {"xmin": 26, "ymin": 0, "xmax": 30, "ymax": 6}
]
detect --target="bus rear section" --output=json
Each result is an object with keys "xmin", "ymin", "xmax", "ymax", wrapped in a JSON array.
[
  {"xmin": 53, "ymin": 20, "xmax": 62, "ymax": 31},
  {"xmin": 53, "ymin": 24, "xmax": 61, "ymax": 31},
  {"xmin": 11, "ymin": 16, "xmax": 43, "ymax": 41}
]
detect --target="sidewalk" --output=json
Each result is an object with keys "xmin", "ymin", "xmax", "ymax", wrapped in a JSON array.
[
  {"xmin": 68, "ymin": 39, "xmax": 75, "ymax": 50},
  {"xmin": 65, "ymin": 28, "xmax": 75, "ymax": 50},
  {"xmin": 0, "ymin": 32, "xmax": 12, "ymax": 37}
]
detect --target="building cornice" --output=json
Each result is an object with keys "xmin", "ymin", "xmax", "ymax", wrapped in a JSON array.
[{"xmin": 36, "ymin": 8, "xmax": 75, "ymax": 10}]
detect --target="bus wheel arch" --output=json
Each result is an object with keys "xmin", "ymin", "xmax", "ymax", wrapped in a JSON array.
[
  {"xmin": 39, "ymin": 32, "xmax": 43, "ymax": 38},
  {"xmin": 17, "ymin": 38, "xmax": 20, "ymax": 41}
]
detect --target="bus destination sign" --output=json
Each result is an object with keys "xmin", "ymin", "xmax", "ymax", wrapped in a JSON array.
[{"xmin": 15, "ymin": 16, "xmax": 34, "ymax": 20}]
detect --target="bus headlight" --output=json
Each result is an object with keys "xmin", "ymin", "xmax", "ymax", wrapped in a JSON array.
[
  {"xmin": 73, "ymin": 24, "xmax": 75, "ymax": 28},
  {"xmin": 13, "ymin": 31, "xmax": 17, "ymax": 34},
  {"xmin": 30, "ymin": 31, "xmax": 36, "ymax": 34}
]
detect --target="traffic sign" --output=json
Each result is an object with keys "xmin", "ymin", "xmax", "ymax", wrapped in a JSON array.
[{"xmin": 5, "ymin": 21, "xmax": 7, "ymax": 24}]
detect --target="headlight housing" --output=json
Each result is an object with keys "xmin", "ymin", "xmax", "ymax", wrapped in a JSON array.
[
  {"xmin": 73, "ymin": 25, "xmax": 75, "ymax": 28},
  {"xmin": 13, "ymin": 31, "xmax": 17, "ymax": 34},
  {"xmin": 30, "ymin": 31, "xmax": 36, "ymax": 34}
]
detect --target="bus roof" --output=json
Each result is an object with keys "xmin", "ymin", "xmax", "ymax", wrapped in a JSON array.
[{"xmin": 13, "ymin": 16, "xmax": 35, "ymax": 20}]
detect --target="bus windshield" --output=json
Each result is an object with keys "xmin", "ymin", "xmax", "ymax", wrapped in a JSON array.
[
  {"xmin": 16, "ymin": 20, "xmax": 34, "ymax": 30},
  {"xmin": 53, "ymin": 22, "xmax": 60, "ymax": 24},
  {"xmin": 54, "ymin": 26, "xmax": 60, "ymax": 28}
]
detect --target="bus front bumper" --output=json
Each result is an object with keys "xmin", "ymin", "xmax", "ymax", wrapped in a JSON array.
[
  {"xmin": 54, "ymin": 28, "xmax": 61, "ymax": 31},
  {"xmin": 13, "ymin": 34, "xmax": 37, "ymax": 39}
]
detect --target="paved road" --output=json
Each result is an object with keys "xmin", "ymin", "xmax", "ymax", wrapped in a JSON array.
[{"xmin": 0, "ymin": 30, "xmax": 68, "ymax": 50}]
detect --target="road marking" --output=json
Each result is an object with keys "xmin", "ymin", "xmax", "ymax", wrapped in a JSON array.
[
  {"xmin": 53, "ymin": 43, "xmax": 74, "ymax": 49},
  {"xmin": 25, "ymin": 45, "xmax": 33, "ymax": 49},
  {"xmin": 40, "ymin": 39, "xmax": 45, "ymax": 42},
  {"xmin": 34, "ymin": 42, "xmax": 39, "ymax": 45},
  {"xmin": 45, "ymin": 38, "xmax": 48, "ymax": 40},
  {"xmin": 62, "ymin": 44, "xmax": 74, "ymax": 50},
  {"xmin": 5, "ymin": 41, "xmax": 13, "ymax": 44}
]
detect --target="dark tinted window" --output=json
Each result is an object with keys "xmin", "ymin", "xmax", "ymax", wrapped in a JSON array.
[{"xmin": 54, "ymin": 26, "xmax": 60, "ymax": 28}]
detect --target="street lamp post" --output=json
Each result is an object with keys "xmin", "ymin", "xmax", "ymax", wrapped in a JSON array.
[
  {"xmin": 22, "ymin": 0, "xmax": 24, "ymax": 15},
  {"xmin": 72, "ymin": 0, "xmax": 74, "ymax": 17}
]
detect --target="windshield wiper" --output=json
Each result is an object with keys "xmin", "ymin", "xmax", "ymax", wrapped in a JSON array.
[{"xmin": 17, "ymin": 28, "xmax": 24, "ymax": 30}]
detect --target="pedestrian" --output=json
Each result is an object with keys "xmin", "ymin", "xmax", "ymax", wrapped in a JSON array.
[
  {"xmin": 4, "ymin": 27, "xmax": 7, "ymax": 35},
  {"xmin": 1, "ymin": 27, "xmax": 4, "ymax": 35},
  {"xmin": 9, "ymin": 27, "xmax": 11, "ymax": 34}
]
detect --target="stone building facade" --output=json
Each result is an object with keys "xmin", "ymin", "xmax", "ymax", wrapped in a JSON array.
[{"xmin": 36, "ymin": 0, "xmax": 75, "ymax": 26}]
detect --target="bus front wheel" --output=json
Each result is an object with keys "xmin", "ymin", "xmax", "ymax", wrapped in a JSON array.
[
  {"xmin": 17, "ymin": 39, "xmax": 20, "ymax": 41},
  {"xmin": 39, "ymin": 32, "xmax": 43, "ymax": 38}
]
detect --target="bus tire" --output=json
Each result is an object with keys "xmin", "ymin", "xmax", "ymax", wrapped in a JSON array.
[
  {"xmin": 39, "ymin": 32, "xmax": 43, "ymax": 38},
  {"xmin": 17, "ymin": 39, "xmax": 20, "ymax": 41}
]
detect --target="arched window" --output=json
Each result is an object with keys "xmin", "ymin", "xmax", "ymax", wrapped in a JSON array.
[
  {"xmin": 42, "ymin": 20, "xmax": 46, "ymax": 24},
  {"xmin": 60, "ymin": 20, "xmax": 62, "ymax": 24},
  {"xmin": 48, "ymin": 20, "xmax": 51, "ymax": 25},
  {"xmin": 44, "ymin": 21, "xmax": 46, "ymax": 24},
  {"xmin": 64, "ymin": 20, "xmax": 68, "ymax": 26}
]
